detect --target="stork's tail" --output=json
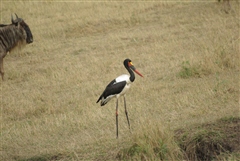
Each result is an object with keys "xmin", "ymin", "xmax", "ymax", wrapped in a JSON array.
[
  {"xmin": 96, "ymin": 95, "xmax": 102, "ymax": 104},
  {"xmin": 96, "ymin": 95, "xmax": 113, "ymax": 106}
]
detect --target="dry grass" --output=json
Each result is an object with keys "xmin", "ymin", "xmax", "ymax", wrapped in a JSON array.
[{"xmin": 0, "ymin": 1, "xmax": 239, "ymax": 160}]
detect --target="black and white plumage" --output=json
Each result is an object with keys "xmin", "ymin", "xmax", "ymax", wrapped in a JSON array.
[{"xmin": 96, "ymin": 58, "xmax": 143, "ymax": 138}]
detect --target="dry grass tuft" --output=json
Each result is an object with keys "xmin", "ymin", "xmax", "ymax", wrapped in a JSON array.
[{"xmin": 117, "ymin": 121, "xmax": 182, "ymax": 160}]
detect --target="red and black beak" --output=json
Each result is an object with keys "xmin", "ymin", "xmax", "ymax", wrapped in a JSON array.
[{"xmin": 129, "ymin": 62, "xmax": 143, "ymax": 77}]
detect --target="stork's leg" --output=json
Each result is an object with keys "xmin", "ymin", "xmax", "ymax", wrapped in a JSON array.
[
  {"xmin": 124, "ymin": 96, "xmax": 131, "ymax": 130},
  {"xmin": 116, "ymin": 98, "xmax": 119, "ymax": 138}
]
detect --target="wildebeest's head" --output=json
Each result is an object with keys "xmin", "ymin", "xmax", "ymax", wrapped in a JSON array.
[{"xmin": 11, "ymin": 13, "xmax": 33, "ymax": 44}]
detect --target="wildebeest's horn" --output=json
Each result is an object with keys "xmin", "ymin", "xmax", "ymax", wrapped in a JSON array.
[
  {"xmin": 14, "ymin": 13, "xmax": 18, "ymax": 19},
  {"xmin": 11, "ymin": 14, "xmax": 14, "ymax": 23}
]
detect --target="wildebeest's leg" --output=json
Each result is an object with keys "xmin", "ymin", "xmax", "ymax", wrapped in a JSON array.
[
  {"xmin": 219, "ymin": 0, "xmax": 231, "ymax": 13},
  {"xmin": 0, "ymin": 57, "xmax": 4, "ymax": 80},
  {"xmin": 224, "ymin": 0, "xmax": 231, "ymax": 13}
]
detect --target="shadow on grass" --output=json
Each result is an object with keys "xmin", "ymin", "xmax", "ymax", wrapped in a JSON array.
[{"xmin": 175, "ymin": 116, "xmax": 240, "ymax": 161}]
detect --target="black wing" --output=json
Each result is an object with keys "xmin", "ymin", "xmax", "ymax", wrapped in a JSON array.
[{"xmin": 96, "ymin": 79, "xmax": 126, "ymax": 103}]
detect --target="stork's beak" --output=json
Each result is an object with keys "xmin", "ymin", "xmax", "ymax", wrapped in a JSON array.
[
  {"xmin": 134, "ymin": 69, "xmax": 143, "ymax": 77},
  {"xmin": 129, "ymin": 62, "xmax": 143, "ymax": 77}
]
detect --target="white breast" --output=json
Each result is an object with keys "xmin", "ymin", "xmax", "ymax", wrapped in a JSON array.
[
  {"xmin": 115, "ymin": 74, "xmax": 130, "ymax": 83},
  {"xmin": 115, "ymin": 74, "xmax": 131, "ymax": 98},
  {"xmin": 118, "ymin": 83, "xmax": 131, "ymax": 96}
]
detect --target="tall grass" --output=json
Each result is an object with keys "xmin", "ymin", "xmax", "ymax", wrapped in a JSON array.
[
  {"xmin": 118, "ymin": 121, "xmax": 183, "ymax": 160},
  {"xmin": 1, "ymin": 1, "xmax": 239, "ymax": 160}
]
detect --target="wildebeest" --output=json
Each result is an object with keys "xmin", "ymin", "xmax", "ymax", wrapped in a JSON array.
[{"xmin": 0, "ymin": 13, "xmax": 33, "ymax": 80}]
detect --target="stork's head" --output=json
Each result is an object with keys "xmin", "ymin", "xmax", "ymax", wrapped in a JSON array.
[{"xmin": 124, "ymin": 59, "xmax": 143, "ymax": 77}]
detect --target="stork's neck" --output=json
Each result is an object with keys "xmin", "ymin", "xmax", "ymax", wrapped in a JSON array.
[{"xmin": 126, "ymin": 66, "xmax": 135, "ymax": 82}]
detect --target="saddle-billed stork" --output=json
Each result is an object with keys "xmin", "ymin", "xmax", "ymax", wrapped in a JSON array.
[{"xmin": 96, "ymin": 58, "xmax": 143, "ymax": 138}]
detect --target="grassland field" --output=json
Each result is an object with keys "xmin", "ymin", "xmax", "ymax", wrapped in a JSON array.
[{"xmin": 0, "ymin": 0, "xmax": 239, "ymax": 161}]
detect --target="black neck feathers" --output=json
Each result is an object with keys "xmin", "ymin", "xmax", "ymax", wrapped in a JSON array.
[{"xmin": 123, "ymin": 59, "xmax": 135, "ymax": 82}]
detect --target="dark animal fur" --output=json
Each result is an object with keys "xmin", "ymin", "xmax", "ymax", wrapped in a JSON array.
[{"xmin": 0, "ymin": 13, "xmax": 33, "ymax": 80}]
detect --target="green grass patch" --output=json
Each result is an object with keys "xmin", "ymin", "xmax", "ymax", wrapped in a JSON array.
[{"xmin": 178, "ymin": 61, "xmax": 201, "ymax": 78}]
